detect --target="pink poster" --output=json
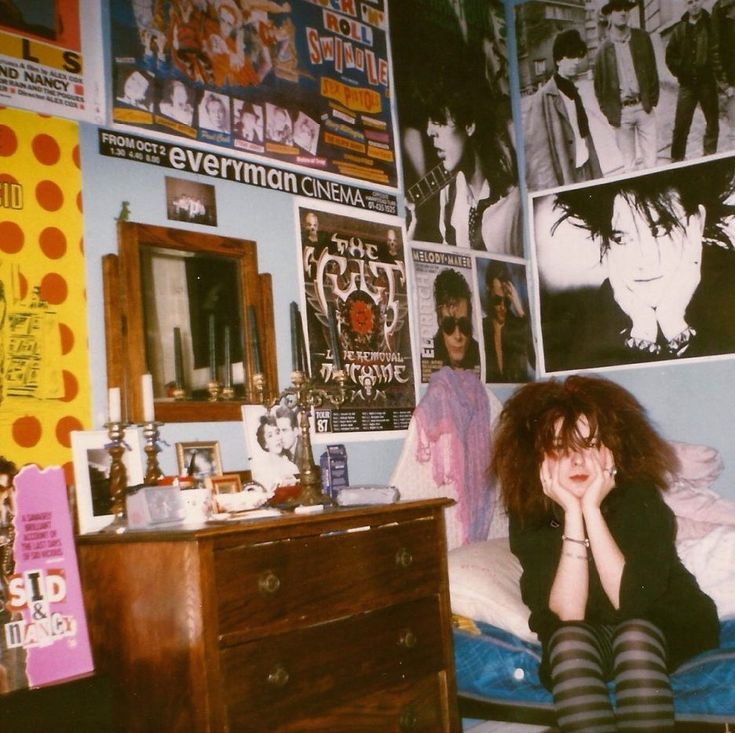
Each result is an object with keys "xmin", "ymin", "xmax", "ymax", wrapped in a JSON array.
[{"xmin": 2, "ymin": 465, "xmax": 93, "ymax": 692}]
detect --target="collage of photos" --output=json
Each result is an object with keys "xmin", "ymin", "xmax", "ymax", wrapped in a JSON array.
[{"xmin": 109, "ymin": 0, "xmax": 396, "ymax": 185}]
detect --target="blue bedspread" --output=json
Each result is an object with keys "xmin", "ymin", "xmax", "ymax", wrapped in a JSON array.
[{"xmin": 454, "ymin": 618, "xmax": 735, "ymax": 721}]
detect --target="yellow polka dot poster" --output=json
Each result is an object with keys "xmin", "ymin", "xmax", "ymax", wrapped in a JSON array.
[{"xmin": 0, "ymin": 107, "xmax": 90, "ymax": 484}]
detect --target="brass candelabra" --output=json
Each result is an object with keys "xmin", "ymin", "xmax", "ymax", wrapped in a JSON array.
[
  {"xmin": 103, "ymin": 421, "xmax": 129, "ymax": 533},
  {"xmin": 142, "ymin": 420, "xmax": 164, "ymax": 485},
  {"xmin": 255, "ymin": 368, "xmax": 348, "ymax": 506}
]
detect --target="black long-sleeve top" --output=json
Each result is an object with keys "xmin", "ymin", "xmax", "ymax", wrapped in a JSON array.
[{"xmin": 509, "ymin": 482, "xmax": 719, "ymax": 687}]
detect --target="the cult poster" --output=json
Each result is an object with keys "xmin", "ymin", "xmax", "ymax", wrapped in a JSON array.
[
  {"xmin": 0, "ymin": 1, "xmax": 103, "ymax": 122},
  {"xmin": 1, "ymin": 465, "xmax": 93, "ymax": 693},
  {"xmin": 297, "ymin": 201, "xmax": 414, "ymax": 435},
  {"xmin": 109, "ymin": 0, "xmax": 396, "ymax": 188}
]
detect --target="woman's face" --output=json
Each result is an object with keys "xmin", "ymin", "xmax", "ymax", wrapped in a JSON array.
[
  {"xmin": 546, "ymin": 415, "xmax": 607, "ymax": 499},
  {"xmin": 605, "ymin": 193, "xmax": 703, "ymax": 310},
  {"xmin": 263, "ymin": 423, "xmax": 283, "ymax": 454}
]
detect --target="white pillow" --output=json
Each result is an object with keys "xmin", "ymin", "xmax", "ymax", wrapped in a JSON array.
[
  {"xmin": 447, "ymin": 537, "xmax": 536, "ymax": 642},
  {"xmin": 677, "ymin": 525, "xmax": 735, "ymax": 618}
]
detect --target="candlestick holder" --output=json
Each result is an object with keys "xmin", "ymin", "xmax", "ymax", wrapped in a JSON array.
[
  {"xmin": 207, "ymin": 379, "xmax": 222, "ymax": 401},
  {"xmin": 142, "ymin": 420, "xmax": 164, "ymax": 485},
  {"xmin": 256, "ymin": 369, "xmax": 348, "ymax": 506},
  {"xmin": 102, "ymin": 421, "xmax": 129, "ymax": 533}
]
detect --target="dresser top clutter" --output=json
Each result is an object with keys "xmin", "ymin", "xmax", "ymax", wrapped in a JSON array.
[{"xmin": 76, "ymin": 498, "xmax": 461, "ymax": 733}]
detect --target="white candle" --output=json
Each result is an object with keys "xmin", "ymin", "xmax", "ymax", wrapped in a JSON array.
[
  {"xmin": 108, "ymin": 387, "xmax": 121, "ymax": 424},
  {"xmin": 142, "ymin": 373, "xmax": 155, "ymax": 423}
]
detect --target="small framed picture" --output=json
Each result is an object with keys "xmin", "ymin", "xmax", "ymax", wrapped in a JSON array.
[
  {"xmin": 71, "ymin": 428, "xmax": 145, "ymax": 534},
  {"xmin": 206, "ymin": 474, "xmax": 268, "ymax": 513},
  {"xmin": 175, "ymin": 441, "xmax": 223, "ymax": 479}
]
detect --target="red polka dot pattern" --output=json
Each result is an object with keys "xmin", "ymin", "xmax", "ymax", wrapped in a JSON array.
[
  {"xmin": 32, "ymin": 134, "xmax": 61, "ymax": 165},
  {"xmin": 39, "ymin": 272, "xmax": 68, "ymax": 304},
  {"xmin": 0, "ymin": 108, "xmax": 91, "ymax": 474},
  {"xmin": 0, "ymin": 125, "xmax": 17, "ymax": 156},
  {"xmin": 13, "ymin": 416, "xmax": 42, "ymax": 448},
  {"xmin": 56, "ymin": 416, "xmax": 84, "ymax": 448},
  {"xmin": 36, "ymin": 180, "xmax": 64, "ymax": 211},
  {"xmin": 39, "ymin": 227, "xmax": 67, "ymax": 259},
  {"xmin": 0, "ymin": 220, "xmax": 23, "ymax": 253}
]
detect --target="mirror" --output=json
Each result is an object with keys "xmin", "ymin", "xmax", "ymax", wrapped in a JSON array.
[{"xmin": 103, "ymin": 222, "xmax": 278, "ymax": 422}]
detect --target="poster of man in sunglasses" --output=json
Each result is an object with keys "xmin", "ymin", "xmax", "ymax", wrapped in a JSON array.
[
  {"xmin": 476, "ymin": 258, "xmax": 535, "ymax": 383},
  {"xmin": 411, "ymin": 248, "xmax": 481, "ymax": 382}
]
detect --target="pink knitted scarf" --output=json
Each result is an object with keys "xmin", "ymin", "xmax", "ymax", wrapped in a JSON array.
[{"xmin": 413, "ymin": 367, "xmax": 494, "ymax": 544}]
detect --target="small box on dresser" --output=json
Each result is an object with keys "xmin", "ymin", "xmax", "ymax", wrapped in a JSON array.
[{"xmin": 76, "ymin": 498, "xmax": 460, "ymax": 733}]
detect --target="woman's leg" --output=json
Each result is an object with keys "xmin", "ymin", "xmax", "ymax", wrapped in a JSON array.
[
  {"xmin": 612, "ymin": 619, "xmax": 674, "ymax": 732},
  {"xmin": 548, "ymin": 623, "xmax": 617, "ymax": 733}
]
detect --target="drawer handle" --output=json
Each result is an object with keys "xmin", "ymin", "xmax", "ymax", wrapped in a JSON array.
[
  {"xmin": 399, "ymin": 628, "xmax": 418, "ymax": 649},
  {"xmin": 258, "ymin": 570, "xmax": 281, "ymax": 595},
  {"xmin": 399, "ymin": 706, "xmax": 418, "ymax": 730},
  {"xmin": 267, "ymin": 664, "xmax": 290, "ymax": 688},
  {"xmin": 395, "ymin": 547, "xmax": 413, "ymax": 568}
]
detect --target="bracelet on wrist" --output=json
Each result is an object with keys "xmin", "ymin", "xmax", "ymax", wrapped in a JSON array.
[
  {"xmin": 666, "ymin": 325, "xmax": 696, "ymax": 356},
  {"xmin": 624, "ymin": 335, "xmax": 661, "ymax": 354},
  {"xmin": 562, "ymin": 534, "xmax": 590, "ymax": 548}
]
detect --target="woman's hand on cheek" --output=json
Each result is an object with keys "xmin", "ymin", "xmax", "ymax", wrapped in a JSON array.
[
  {"xmin": 540, "ymin": 456, "xmax": 581, "ymax": 514},
  {"xmin": 581, "ymin": 446, "xmax": 616, "ymax": 512}
]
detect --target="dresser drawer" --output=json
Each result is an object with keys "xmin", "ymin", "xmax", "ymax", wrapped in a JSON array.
[
  {"xmin": 214, "ymin": 517, "xmax": 442, "ymax": 642},
  {"xmin": 238, "ymin": 674, "xmax": 448, "ymax": 733},
  {"xmin": 220, "ymin": 596, "xmax": 446, "ymax": 730}
]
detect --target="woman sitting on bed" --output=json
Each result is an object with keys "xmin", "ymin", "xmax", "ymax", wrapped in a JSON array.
[{"xmin": 491, "ymin": 375, "xmax": 719, "ymax": 733}]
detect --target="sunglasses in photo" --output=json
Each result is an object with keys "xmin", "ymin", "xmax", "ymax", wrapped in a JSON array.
[{"xmin": 440, "ymin": 316, "xmax": 472, "ymax": 337}]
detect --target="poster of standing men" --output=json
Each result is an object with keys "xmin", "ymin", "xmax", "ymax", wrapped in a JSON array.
[
  {"xmin": 517, "ymin": 0, "xmax": 735, "ymax": 191},
  {"xmin": 297, "ymin": 202, "xmax": 414, "ymax": 435},
  {"xmin": 108, "ymin": 0, "xmax": 397, "ymax": 187}
]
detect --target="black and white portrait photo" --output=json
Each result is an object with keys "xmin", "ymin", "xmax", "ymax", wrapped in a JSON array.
[
  {"xmin": 242, "ymin": 405, "xmax": 300, "ymax": 494},
  {"xmin": 533, "ymin": 155, "xmax": 735, "ymax": 373}
]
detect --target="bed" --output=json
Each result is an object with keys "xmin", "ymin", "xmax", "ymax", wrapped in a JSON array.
[{"xmin": 446, "ymin": 442, "xmax": 735, "ymax": 732}]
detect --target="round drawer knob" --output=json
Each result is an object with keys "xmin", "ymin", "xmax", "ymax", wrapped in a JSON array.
[
  {"xmin": 395, "ymin": 547, "xmax": 413, "ymax": 568},
  {"xmin": 399, "ymin": 628, "xmax": 418, "ymax": 649},
  {"xmin": 399, "ymin": 706, "xmax": 418, "ymax": 730},
  {"xmin": 258, "ymin": 570, "xmax": 281, "ymax": 595},
  {"xmin": 267, "ymin": 664, "xmax": 290, "ymax": 688}
]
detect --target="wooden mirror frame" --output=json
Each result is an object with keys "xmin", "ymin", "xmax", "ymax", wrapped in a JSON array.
[{"xmin": 103, "ymin": 221, "xmax": 278, "ymax": 422}]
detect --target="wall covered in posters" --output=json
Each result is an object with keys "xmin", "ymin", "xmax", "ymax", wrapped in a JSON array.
[
  {"xmin": 108, "ymin": 0, "xmax": 396, "ymax": 187},
  {"xmin": 0, "ymin": 1, "xmax": 103, "ymax": 122},
  {"xmin": 0, "ymin": 108, "xmax": 91, "ymax": 480}
]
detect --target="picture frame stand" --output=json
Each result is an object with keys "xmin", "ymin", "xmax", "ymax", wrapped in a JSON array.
[
  {"xmin": 255, "ymin": 369, "xmax": 347, "ymax": 506},
  {"xmin": 103, "ymin": 421, "xmax": 129, "ymax": 534}
]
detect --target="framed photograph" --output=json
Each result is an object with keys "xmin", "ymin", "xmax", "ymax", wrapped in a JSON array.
[
  {"xmin": 71, "ymin": 428, "xmax": 145, "ymax": 534},
  {"xmin": 242, "ymin": 404, "xmax": 300, "ymax": 493},
  {"xmin": 175, "ymin": 441, "xmax": 223, "ymax": 478},
  {"xmin": 206, "ymin": 473, "xmax": 268, "ymax": 514}
]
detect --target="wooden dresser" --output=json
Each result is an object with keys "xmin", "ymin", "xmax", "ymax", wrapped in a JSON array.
[{"xmin": 76, "ymin": 499, "xmax": 460, "ymax": 733}]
